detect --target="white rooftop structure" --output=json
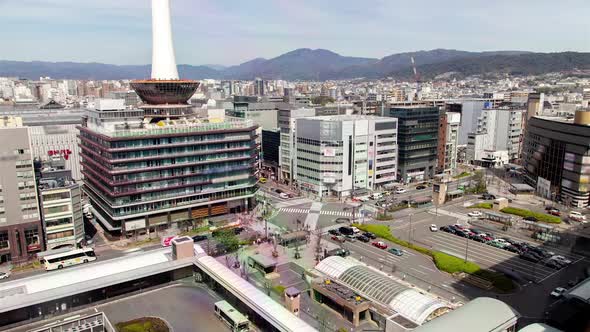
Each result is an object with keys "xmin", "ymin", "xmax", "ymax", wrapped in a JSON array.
[
  {"xmin": 197, "ymin": 255, "xmax": 316, "ymax": 332},
  {"xmin": 151, "ymin": 0, "xmax": 179, "ymax": 80},
  {"xmin": 0, "ymin": 247, "xmax": 196, "ymax": 314},
  {"xmin": 315, "ymin": 256, "xmax": 448, "ymax": 325}
]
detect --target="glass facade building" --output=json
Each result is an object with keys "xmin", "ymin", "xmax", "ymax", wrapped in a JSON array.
[
  {"xmin": 523, "ymin": 116, "xmax": 590, "ymax": 207},
  {"xmin": 386, "ymin": 106, "xmax": 440, "ymax": 183},
  {"xmin": 78, "ymin": 103, "xmax": 258, "ymax": 236}
]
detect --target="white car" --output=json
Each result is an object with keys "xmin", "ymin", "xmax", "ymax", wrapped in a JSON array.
[
  {"xmin": 550, "ymin": 287, "xmax": 567, "ymax": 298},
  {"xmin": 569, "ymin": 211, "xmax": 586, "ymax": 222},
  {"xmin": 429, "ymin": 224, "xmax": 438, "ymax": 232},
  {"xmin": 468, "ymin": 211, "xmax": 483, "ymax": 218},
  {"xmin": 552, "ymin": 255, "xmax": 572, "ymax": 265},
  {"xmin": 279, "ymin": 192, "xmax": 289, "ymax": 199},
  {"xmin": 395, "ymin": 188, "xmax": 407, "ymax": 194},
  {"xmin": 0, "ymin": 271, "xmax": 10, "ymax": 280}
]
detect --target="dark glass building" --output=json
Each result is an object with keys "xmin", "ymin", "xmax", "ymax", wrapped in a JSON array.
[
  {"xmin": 386, "ymin": 106, "xmax": 440, "ymax": 182},
  {"xmin": 522, "ymin": 114, "xmax": 590, "ymax": 207}
]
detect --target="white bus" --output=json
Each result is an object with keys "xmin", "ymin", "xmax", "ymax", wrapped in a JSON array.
[
  {"xmin": 42, "ymin": 247, "xmax": 97, "ymax": 271},
  {"xmin": 214, "ymin": 300, "xmax": 249, "ymax": 332}
]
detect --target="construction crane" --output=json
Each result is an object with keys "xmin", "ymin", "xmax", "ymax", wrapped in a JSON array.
[{"xmin": 410, "ymin": 56, "xmax": 421, "ymax": 100}]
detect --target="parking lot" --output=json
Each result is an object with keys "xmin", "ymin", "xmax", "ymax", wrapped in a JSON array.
[{"xmin": 420, "ymin": 225, "xmax": 583, "ymax": 282}]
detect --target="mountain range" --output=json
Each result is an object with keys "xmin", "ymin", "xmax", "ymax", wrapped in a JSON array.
[{"xmin": 1, "ymin": 48, "xmax": 589, "ymax": 81}]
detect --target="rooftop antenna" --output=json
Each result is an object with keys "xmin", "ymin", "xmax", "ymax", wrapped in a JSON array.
[{"xmin": 411, "ymin": 56, "xmax": 421, "ymax": 100}]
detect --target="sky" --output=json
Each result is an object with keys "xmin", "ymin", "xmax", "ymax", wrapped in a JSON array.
[{"xmin": 0, "ymin": 0, "xmax": 588, "ymax": 66}]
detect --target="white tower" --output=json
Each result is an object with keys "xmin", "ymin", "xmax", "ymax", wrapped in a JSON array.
[{"xmin": 151, "ymin": 0, "xmax": 179, "ymax": 80}]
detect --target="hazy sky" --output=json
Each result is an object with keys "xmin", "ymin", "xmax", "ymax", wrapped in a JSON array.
[{"xmin": 0, "ymin": 0, "xmax": 588, "ymax": 66}]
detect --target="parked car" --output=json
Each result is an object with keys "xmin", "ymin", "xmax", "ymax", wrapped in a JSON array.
[
  {"xmin": 327, "ymin": 248, "xmax": 350, "ymax": 258},
  {"xmin": 335, "ymin": 218, "xmax": 350, "ymax": 224},
  {"xmin": 372, "ymin": 241, "xmax": 388, "ymax": 249},
  {"xmin": 233, "ymin": 227, "xmax": 245, "ymax": 234},
  {"xmin": 339, "ymin": 227, "xmax": 354, "ymax": 236},
  {"xmin": 192, "ymin": 234, "xmax": 208, "ymax": 242},
  {"xmin": 356, "ymin": 235, "xmax": 370, "ymax": 243},
  {"xmin": 275, "ymin": 189, "xmax": 283, "ymax": 194},
  {"xmin": 388, "ymin": 247, "xmax": 403, "ymax": 256},
  {"xmin": 550, "ymin": 287, "xmax": 567, "ymax": 298},
  {"xmin": 520, "ymin": 252, "xmax": 540, "ymax": 263},
  {"xmin": 545, "ymin": 259, "xmax": 565, "ymax": 270},
  {"xmin": 0, "ymin": 271, "xmax": 10, "ymax": 280},
  {"xmin": 429, "ymin": 224, "xmax": 438, "ymax": 232},
  {"xmin": 569, "ymin": 211, "xmax": 587, "ymax": 222},
  {"xmin": 488, "ymin": 239, "xmax": 508, "ymax": 249},
  {"xmin": 440, "ymin": 225, "xmax": 451, "ymax": 233},
  {"xmin": 331, "ymin": 235, "xmax": 346, "ymax": 243},
  {"xmin": 351, "ymin": 226, "xmax": 361, "ymax": 234},
  {"xmin": 279, "ymin": 192, "xmax": 289, "ymax": 199},
  {"xmin": 551, "ymin": 255, "xmax": 572, "ymax": 265},
  {"xmin": 549, "ymin": 209, "xmax": 561, "ymax": 216},
  {"xmin": 478, "ymin": 234, "xmax": 494, "ymax": 242},
  {"xmin": 395, "ymin": 188, "xmax": 407, "ymax": 194},
  {"xmin": 416, "ymin": 185, "xmax": 427, "ymax": 190},
  {"xmin": 481, "ymin": 193, "xmax": 496, "ymax": 200},
  {"xmin": 528, "ymin": 246, "xmax": 553, "ymax": 258},
  {"xmin": 523, "ymin": 216, "xmax": 538, "ymax": 222},
  {"xmin": 328, "ymin": 229, "xmax": 340, "ymax": 236},
  {"xmin": 363, "ymin": 232, "xmax": 377, "ymax": 239},
  {"xmin": 503, "ymin": 245, "xmax": 520, "ymax": 253},
  {"xmin": 345, "ymin": 234, "xmax": 357, "ymax": 242},
  {"xmin": 468, "ymin": 210, "xmax": 483, "ymax": 218}
]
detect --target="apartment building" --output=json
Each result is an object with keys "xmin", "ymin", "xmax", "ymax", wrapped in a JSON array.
[{"xmin": 437, "ymin": 112, "xmax": 461, "ymax": 174}]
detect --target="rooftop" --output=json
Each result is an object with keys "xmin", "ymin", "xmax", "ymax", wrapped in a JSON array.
[
  {"xmin": 0, "ymin": 247, "xmax": 196, "ymax": 314},
  {"xmin": 83, "ymin": 116, "xmax": 255, "ymax": 138},
  {"xmin": 566, "ymin": 275, "xmax": 590, "ymax": 304},
  {"xmin": 413, "ymin": 297, "xmax": 519, "ymax": 332},
  {"xmin": 304, "ymin": 114, "xmax": 396, "ymax": 122}
]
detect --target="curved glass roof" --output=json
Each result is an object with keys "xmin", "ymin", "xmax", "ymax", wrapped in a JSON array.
[{"xmin": 315, "ymin": 256, "xmax": 449, "ymax": 325}]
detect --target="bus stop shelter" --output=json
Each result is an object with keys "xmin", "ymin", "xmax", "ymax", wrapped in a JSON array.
[{"xmin": 483, "ymin": 211, "xmax": 513, "ymax": 225}]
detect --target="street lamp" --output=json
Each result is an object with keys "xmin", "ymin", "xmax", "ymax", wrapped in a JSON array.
[{"xmin": 408, "ymin": 214, "xmax": 413, "ymax": 243}]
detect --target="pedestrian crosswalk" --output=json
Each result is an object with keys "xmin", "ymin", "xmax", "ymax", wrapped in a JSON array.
[{"xmin": 279, "ymin": 208, "xmax": 353, "ymax": 217}]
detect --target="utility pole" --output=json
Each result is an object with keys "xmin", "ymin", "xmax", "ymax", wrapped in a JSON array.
[{"xmin": 464, "ymin": 235, "xmax": 469, "ymax": 263}]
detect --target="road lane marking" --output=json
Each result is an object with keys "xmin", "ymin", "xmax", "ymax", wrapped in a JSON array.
[{"xmin": 410, "ymin": 268, "xmax": 427, "ymax": 275}]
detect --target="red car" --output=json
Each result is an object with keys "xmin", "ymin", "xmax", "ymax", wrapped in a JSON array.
[
  {"xmin": 372, "ymin": 241, "xmax": 388, "ymax": 249},
  {"xmin": 549, "ymin": 209, "xmax": 561, "ymax": 216}
]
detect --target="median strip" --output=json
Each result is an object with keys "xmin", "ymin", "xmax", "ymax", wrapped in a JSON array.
[{"xmin": 353, "ymin": 223, "xmax": 515, "ymax": 292}]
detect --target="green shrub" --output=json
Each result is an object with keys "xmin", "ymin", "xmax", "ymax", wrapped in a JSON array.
[
  {"xmin": 272, "ymin": 285, "xmax": 286, "ymax": 294},
  {"xmin": 454, "ymin": 171, "xmax": 471, "ymax": 179},
  {"xmin": 468, "ymin": 203, "xmax": 493, "ymax": 209},
  {"xmin": 374, "ymin": 213, "xmax": 394, "ymax": 221},
  {"xmin": 500, "ymin": 207, "xmax": 561, "ymax": 224},
  {"xmin": 432, "ymin": 251, "xmax": 480, "ymax": 274}
]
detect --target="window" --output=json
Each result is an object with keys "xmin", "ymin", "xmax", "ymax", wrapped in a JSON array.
[
  {"xmin": 0, "ymin": 232, "xmax": 8, "ymax": 249},
  {"xmin": 25, "ymin": 228, "xmax": 40, "ymax": 245}
]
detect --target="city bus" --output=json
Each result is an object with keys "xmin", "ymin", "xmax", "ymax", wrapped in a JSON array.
[
  {"xmin": 42, "ymin": 247, "xmax": 97, "ymax": 271},
  {"xmin": 214, "ymin": 300, "xmax": 249, "ymax": 332}
]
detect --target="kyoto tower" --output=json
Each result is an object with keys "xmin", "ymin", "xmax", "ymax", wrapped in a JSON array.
[{"xmin": 131, "ymin": 0, "xmax": 199, "ymax": 112}]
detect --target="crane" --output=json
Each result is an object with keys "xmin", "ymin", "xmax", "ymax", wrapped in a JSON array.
[{"xmin": 410, "ymin": 56, "xmax": 421, "ymax": 100}]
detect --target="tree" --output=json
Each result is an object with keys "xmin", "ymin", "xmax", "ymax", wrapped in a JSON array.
[
  {"xmin": 311, "ymin": 96, "xmax": 335, "ymax": 106},
  {"xmin": 471, "ymin": 171, "xmax": 487, "ymax": 194},
  {"xmin": 213, "ymin": 229, "xmax": 240, "ymax": 253}
]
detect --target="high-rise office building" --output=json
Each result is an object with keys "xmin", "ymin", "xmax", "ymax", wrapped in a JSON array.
[
  {"xmin": 78, "ymin": 0, "xmax": 258, "ymax": 236},
  {"xmin": 295, "ymin": 115, "xmax": 398, "ymax": 198},
  {"xmin": 278, "ymin": 105, "xmax": 315, "ymax": 185},
  {"xmin": 386, "ymin": 106, "xmax": 439, "ymax": 183},
  {"xmin": 522, "ymin": 112, "xmax": 590, "ymax": 207},
  {"xmin": 0, "ymin": 120, "xmax": 43, "ymax": 264},
  {"xmin": 255, "ymin": 78, "xmax": 265, "ymax": 96}
]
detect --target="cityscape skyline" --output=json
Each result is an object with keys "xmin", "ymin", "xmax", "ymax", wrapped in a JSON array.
[{"xmin": 0, "ymin": 0, "xmax": 588, "ymax": 66}]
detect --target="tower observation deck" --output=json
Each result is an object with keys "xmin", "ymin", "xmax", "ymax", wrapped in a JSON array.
[{"xmin": 131, "ymin": 0, "xmax": 199, "ymax": 107}]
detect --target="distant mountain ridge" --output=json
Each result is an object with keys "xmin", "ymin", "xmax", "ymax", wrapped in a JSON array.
[{"xmin": 1, "ymin": 48, "xmax": 589, "ymax": 81}]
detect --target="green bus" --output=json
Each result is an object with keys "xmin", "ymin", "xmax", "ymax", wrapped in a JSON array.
[{"xmin": 214, "ymin": 300, "xmax": 249, "ymax": 332}]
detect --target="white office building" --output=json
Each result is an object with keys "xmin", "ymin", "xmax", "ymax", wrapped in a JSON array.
[
  {"xmin": 466, "ymin": 108, "xmax": 524, "ymax": 167},
  {"xmin": 278, "ymin": 106, "xmax": 316, "ymax": 185},
  {"xmin": 295, "ymin": 115, "xmax": 398, "ymax": 198}
]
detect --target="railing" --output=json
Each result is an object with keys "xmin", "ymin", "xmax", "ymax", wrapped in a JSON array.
[{"xmin": 104, "ymin": 120, "xmax": 255, "ymax": 138}]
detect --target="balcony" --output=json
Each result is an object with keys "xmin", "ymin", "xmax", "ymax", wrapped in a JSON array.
[{"xmin": 78, "ymin": 134, "xmax": 253, "ymax": 153}]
